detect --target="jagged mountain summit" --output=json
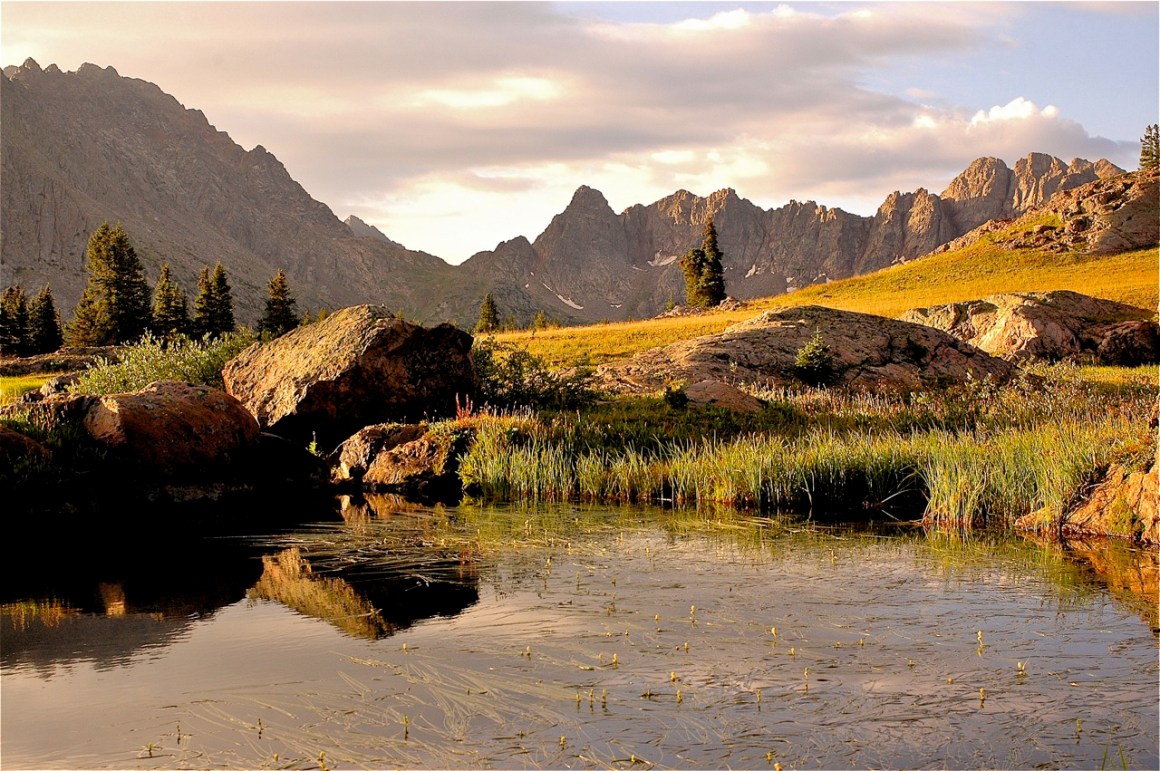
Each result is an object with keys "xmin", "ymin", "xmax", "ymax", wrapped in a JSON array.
[{"xmin": 1, "ymin": 59, "xmax": 1126, "ymax": 329}]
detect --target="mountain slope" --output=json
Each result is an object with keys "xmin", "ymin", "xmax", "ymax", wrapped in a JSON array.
[{"xmin": 1, "ymin": 59, "xmax": 456, "ymax": 322}]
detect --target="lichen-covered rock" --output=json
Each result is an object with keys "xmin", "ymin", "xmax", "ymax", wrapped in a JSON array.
[
  {"xmin": 222, "ymin": 305, "xmax": 477, "ymax": 446},
  {"xmin": 1062, "ymin": 462, "xmax": 1159, "ymax": 544},
  {"xmin": 82, "ymin": 380, "xmax": 260, "ymax": 476},
  {"xmin": 900, "ymin": 290, "xmax": 1157, "ymax": 364},
  {"xmin": 597, "ymin": 305, "xmax": 1016, "ymax": 394}
]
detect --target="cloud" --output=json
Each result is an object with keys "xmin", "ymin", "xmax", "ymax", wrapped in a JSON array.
[{"xmin": 2, "ymin": 1, "xmax": 1150, "ymax": 262}]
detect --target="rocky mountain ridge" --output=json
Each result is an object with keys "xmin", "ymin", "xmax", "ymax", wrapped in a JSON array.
[{"xmin": 0, "ymin": 59, "xmax": 1130, "ymax": 328}]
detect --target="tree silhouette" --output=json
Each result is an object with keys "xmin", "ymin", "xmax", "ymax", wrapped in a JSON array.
[{"xmin": 258, "ymin": 268, "xmax": 300, "ymax": 337}]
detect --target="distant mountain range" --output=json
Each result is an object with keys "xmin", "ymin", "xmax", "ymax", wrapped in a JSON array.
[{"xmin": 0, "ymin": 59, "xmax": 1125, "ymax": 328}]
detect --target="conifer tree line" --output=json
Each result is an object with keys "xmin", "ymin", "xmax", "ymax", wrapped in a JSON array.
[{"xmin": 0, "ymin": 222, "xmax": 312, "ymax": 356}]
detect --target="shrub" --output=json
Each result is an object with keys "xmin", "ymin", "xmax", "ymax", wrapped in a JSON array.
[
  {"xmin": 68, "ymin": 331, "xmax": 256, "ymax": 395},
  {"xmin": 473, "ymin": 338, "xmax": 596, "ymax": 410},
  {"xmin": 794, "ymin": 331, "xmax": 834, "ymax": 385}
]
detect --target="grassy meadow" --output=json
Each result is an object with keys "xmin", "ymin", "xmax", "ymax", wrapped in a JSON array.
[{"xmin": 495, "ymin": 231, "xmax": 1158, "ymax": 369}]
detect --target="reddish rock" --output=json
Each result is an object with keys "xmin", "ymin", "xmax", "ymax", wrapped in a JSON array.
[
  {"xmin": 222, "ymin": 305, "xmax": 477, "ymax": 446},
  {"xmin": 82, "ymin": 380, "xmax": 260, "ymax": 476},
  {"xmin": 0, "ymin": 424, "xmax": 50, "ymax": 465},
  {"xmin": 331, "ymin": 423, "xmax": 427, "ymax": 482},
  {"xmin": 1063, "ymin": 462, "xmax": 1159, "ymax": 544}
]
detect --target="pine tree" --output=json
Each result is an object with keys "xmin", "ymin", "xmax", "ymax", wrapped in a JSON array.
[
  {"xmin": 28, "ymin": 284, "xmax": 64, "ymax": 354},
  {"xmin": 1141, "ymin": 124, "xmax": 1159, "ymax": 171},
  {"xmin": 679, "ymin": 220, "xmax": 727, "ymax": 308},
  {"xmin": 0, "ymin": 285, "xmax": 31, "ymax": 356},
  {"xmin": 192, "ymin": 262, "xmax": 236, "ymax": 338},
  {"xmin": 150, "ymin": 263, "xmax": 191, "ymax": 339},
  {"xmin": 65, "ymin": 222, "xmax": 150, "ymax": 346},
  {"xmin": 476, "ymin": 292, "xmax": 500, "ymax": 333},
  {"xmin": 258, "ymin": 268, "xmax": 300, "ymax": 337},
  {"xmin": 192, "ymin": 267, "xmax": 214, "ymax": 337}
]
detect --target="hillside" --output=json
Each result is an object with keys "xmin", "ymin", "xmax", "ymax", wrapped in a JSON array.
[
  {"xmin": 0, "ymin": 60, "xmax": 457, "ymax": 322},
  {"xmin": 1, "ymin": 59, "xmax": 1130, "ymax": 329},
  {"xmin": 496, "ymin": 170, "xmax": 1159, "ymax": 369}
]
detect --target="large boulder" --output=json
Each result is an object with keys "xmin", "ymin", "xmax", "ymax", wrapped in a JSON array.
[
  {"xmin": 222, "ymin": 305, "xmax": 477, "ymax": 446},
  {"xmin": 597, "ymin": 305, "xmax": 1016, "ymax": 393},
  {"xmin": 900, "ymin": 290, "xmax": 1158, "ymax": 364},
  {"xmin": 83, "ymin": 380, "xmax": 260, "ymax": 476}
]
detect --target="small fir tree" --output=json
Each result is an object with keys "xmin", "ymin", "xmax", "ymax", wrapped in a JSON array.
[
  {"xmin": 1140, "ymin": 124, "xmax": 1159, "ymax": 171},
  {"xmin": 793, "ymin": 331, "xmax": 834, "ymax": 386},
  {"xmin": 66, "ymin": 222, "xmax": 151, "ymax": 345},
  {"xmin": 191, "ymin": 267, "xmax": 214, "ymax": 337},
  {"xmin": 0, "ymin": 285, "xmax": 31, "ymax": 356},
  {"xmin": 150, "ymin": 263, "xmax": 191, "ymax": 339},
  {"xmin": 258, "ymin": 268, "xmax": 300, "ymax": 337},
  {"xmin": 476, "ymin": 292, "xmax": 500, "ymax": 333},
  {"xmin": 28, "ymin": 284, "xmax": 64, "ymax": 354}
]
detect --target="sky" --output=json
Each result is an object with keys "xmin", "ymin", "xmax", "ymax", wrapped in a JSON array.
[{"xmin": 2, "ymin": 1, "xmax": 1157, "ymax": 264}]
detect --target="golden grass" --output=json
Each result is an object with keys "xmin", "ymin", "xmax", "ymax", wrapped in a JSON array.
[
  {"xmin": 496, "ymin": 240, "xmax": 1158, "ymax": 369},
  {"xmin": 0, "ymin": 373, "xmax": 57, "ymax": 405}
]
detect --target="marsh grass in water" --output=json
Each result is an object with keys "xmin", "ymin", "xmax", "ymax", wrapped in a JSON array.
[{"xmin": 457, "ymin": 365, "xmax": 1155, "ymax": 535}]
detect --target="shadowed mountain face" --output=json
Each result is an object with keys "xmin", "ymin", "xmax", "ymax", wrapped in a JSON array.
[{"xmin": 1, "ymin": 60, "xmax": 1124, "ymax": 329}]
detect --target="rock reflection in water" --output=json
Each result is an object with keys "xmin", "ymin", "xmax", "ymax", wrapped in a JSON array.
[
  {"xmin": 249, "ymin": 496, "xmax": 481, "ymax": 638},
  {"xmin": 248, "ymin": 547, "xmax": 394, "ymax": 639}
]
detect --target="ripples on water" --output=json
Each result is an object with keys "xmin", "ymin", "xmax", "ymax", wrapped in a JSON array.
[{"xmin": 2, "ymin": 501, "xmax": 1157, "ymax": 769}]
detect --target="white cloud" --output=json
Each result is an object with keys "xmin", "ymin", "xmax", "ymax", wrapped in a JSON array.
[{"xmin": 1, "ymin": 1, "xmax": 1149, "ymax": 262}]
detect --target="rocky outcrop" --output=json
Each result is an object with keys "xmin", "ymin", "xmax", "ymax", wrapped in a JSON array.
[
  {"xmin": 900, "ymin": 290, "xmax": 1158, "ymax": 364},
  {"xmin": 935, "ymin": 168, "xmax": 1158, "ymax": 257},
  {"xmin": 0, "ymin": 347, "xmax": 118, "ymax": 377},
  {"xmin": 597, "ymin": 306, "xmax": 1017, "ymax": 394},
  {"xmin": 82, "ymin": 380, "xmax": 260, "ymax": 476},
  {"xmin": 222, "ymin": 305, "xmax": 477, "ymax": 447}
]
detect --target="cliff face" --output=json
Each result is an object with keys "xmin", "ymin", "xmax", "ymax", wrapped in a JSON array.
[
  {"xmin": 1, "ymin": 60, "xmax": 1130, "ymax": 329},
  {"xmin": 1, "ymin": 60, "xmax": 454, "ymax": 322}
]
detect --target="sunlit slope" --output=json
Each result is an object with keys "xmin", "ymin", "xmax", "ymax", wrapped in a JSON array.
[{"xmin": 495, "ymin": 234, "xmax": 1158, "ymax": 369}]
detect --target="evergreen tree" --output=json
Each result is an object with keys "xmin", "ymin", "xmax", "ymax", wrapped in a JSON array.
[
  {"xmin": 679, "ymin": 220, "xmax": 727, "ymax": 308},
  {"xmin": 192, "ymin": 262, "xmax": 236, "ymax": 338},
  {"xmin": 28, "ymin": 284, "xmax": 64, "ymax": 354},
  {"xmin": 66, "ymin": 222, "xmax": 150, "ymax": 346},
  {"xmin": 0, "ymin": 285, "xmax": 31, "ymax": 356},
  {"xmin": 258, "ymin": 268, "xmax": 300, "ymax": 337},
  {"xmin": 150, "ymin": 263, "xmax": 191, "ymax": 339},
  {"xmin": 192, "ymin": 267, "xmax": 214, "ymax": 337},
  {"xmin": 476, "ymin": 292, "xmax": 500, "ymax": 333},
  {"xmin": 1141, "ymin": 124, "xmax": 1159, "ymax": 171}
]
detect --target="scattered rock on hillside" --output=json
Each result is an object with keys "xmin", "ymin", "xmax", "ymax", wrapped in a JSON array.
[
  {"xmin": 83, "ymin": 380, "xmax": 260, "ymax": 476},
  {"xmin": 597, "ymin": 305, "xmax": 1017, "ymax": 393},
  {"xmin": 222, "ymin": 305, "xmax": 477, "ymax": 447},
  {"xmin": 683, "ymin": 380, "xmax": 764, "ymax": 413},
  {"xmin": 899, "ymin": 290, "xmax": 1158, "ymax": 364}
]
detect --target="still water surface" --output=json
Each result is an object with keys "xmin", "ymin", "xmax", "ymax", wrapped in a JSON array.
[{"xmin": 2, "ymin": 500, "xmax": 1157, "ymax": 769}]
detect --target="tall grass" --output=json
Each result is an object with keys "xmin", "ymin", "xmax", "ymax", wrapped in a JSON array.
[{"xmin": 457, "ymin": 366, "xmax": 1155, "ymax": 535}]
